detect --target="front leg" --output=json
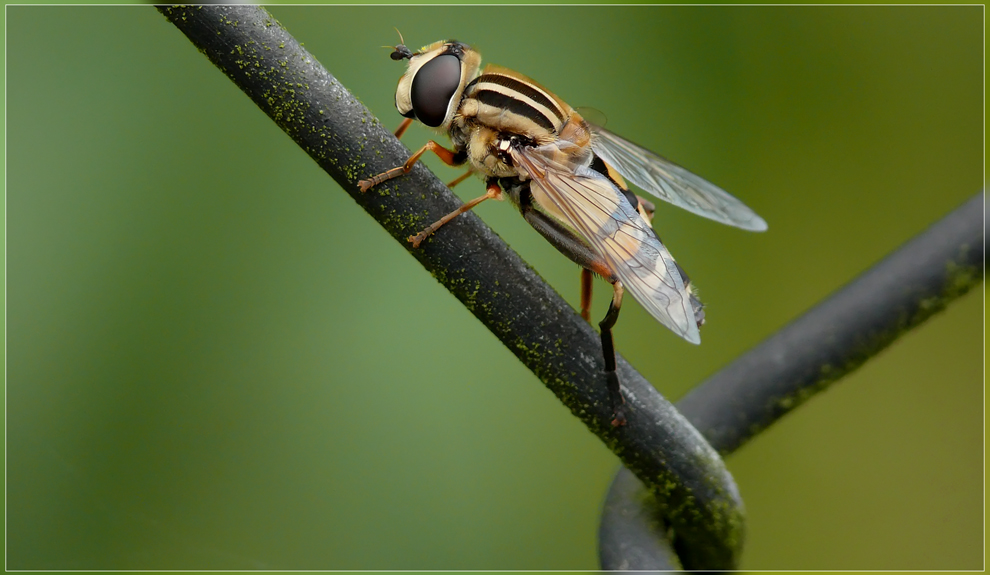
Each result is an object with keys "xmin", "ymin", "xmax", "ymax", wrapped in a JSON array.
[
  {"xmin": 393, "ymin": 117, "xmax": 413, "ymax": 139},
  {"xmin": 358, "ymin": 140, "xmax": 467, "ymax": 192}
]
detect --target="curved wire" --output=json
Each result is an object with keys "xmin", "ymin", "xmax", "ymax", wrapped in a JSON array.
[{"xmin": 599, "ymin": 191, "xmax": 984, "ymax": 569}]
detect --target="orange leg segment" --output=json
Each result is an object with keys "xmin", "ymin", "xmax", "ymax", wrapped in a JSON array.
[
  {"xmin": 393, "ymin": 117, "xmax": 413, "ymax": 139},
  {"xmin": 358, "ymin": 140, "xmax": 463, "ymax": 193},
  {"xmin": 446, "ymin": 170, "xmax": 474, "ymax": 189},
  {"xmin": 580, "ymin": 268, "xmax": 593, "ymax": 322},
  {"xmin": 408, "ymin": 180, "xmax": 502, "ymax": 248}
]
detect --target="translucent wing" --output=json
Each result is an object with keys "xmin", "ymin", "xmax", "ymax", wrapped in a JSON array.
[
  {"xmin": 510, "ymin": 143, "xmax": 701, "ymax": 344},
  {"xmin": 589, "ymin": 124, "xmax": 768, "ymax": 232}
]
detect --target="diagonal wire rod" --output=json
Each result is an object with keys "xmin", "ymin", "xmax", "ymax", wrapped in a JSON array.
[
  {"xmin": 157, "ymin": 5, "xmax": 745, "ymax": 569},
  {"xmin": 679, "ymin": 191, "xmax": 984, "ymax": 454},
  {"xmin": 600, "ymin": 191, "xmax": 984, "ymax": 569}
]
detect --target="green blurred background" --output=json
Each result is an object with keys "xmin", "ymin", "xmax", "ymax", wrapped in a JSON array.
[{"xmin": 6, "ymin": 5, "xmax": 983, "ymax": 570}]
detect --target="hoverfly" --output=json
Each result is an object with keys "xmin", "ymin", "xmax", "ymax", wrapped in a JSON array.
[{"xmin": 358, "ymin": 39, "xmax": 767, "ymax": 427}]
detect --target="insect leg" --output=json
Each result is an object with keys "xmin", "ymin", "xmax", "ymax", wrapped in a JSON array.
[
  {"xmin": 580, "ymin": 268, "xmax": 593, "ymax": 322},
  {"xmin": 504, "ymin": 179, "xmax": 630, "ymax": 422},
  {"xmin": 393, "ymin": 117, "xmax": 413, "ymax": 139},
  {"xmin": 512, "ymin": 184, "xmax": 627, "ymax": 424},
  {"xmin": 408, "ymin": 180, "xmax": 503, "ymax": 248},
  {"xmin": 600, "ymin": 282, "xmax": 626, "ymax": 427},
  {"xmin": 358, "ymin": 140, "xmax": 466, "ymax": 192},
  {"xmin": 446, "ymin": 170, "xmax": 473, "ymax": 189}
]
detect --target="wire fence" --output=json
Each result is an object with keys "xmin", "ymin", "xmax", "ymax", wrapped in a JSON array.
[{"xmin": 158, "ymin": 5, "xmax": 984, "ymax": 569}]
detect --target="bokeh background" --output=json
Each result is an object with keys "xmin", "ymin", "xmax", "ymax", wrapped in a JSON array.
[{"xmin": 6, "ymin": 5, "xmax": 983, "ymax": 570}]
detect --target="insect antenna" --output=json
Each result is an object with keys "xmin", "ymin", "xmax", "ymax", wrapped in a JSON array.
[{"xmin": 385, "ymin": 27, "xmax": 414, "ymax": 61}]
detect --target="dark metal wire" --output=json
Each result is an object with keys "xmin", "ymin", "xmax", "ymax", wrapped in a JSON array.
[
  {"xmin": 680, "ymin": 192, "xmax": 984, "ymax": 454},
  {"xmin": 599, "ymin": 192, "xmax": 984, "ymax": 569},
  {"xmin": 599, "ymin": 466, "xmax": 683, "ymax": 570},
  {"xmin": 158, "ymin": 5, "xmax": 745, "ymax": 569}
]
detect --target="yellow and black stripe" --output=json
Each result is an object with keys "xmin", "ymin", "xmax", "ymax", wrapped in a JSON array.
[{"xmin": 463, "ymin": 65, "xmax": 569, "ymax": 137}]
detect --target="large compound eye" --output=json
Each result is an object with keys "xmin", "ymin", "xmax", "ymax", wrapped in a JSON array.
[{"xmin": 410, "ymin": 54, "xmax": 461, "ymax": 127}]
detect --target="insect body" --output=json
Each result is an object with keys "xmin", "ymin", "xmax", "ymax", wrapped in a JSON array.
[{"xmin": 359, "ymin": 40, "xmax": 767, "ymax": 426}]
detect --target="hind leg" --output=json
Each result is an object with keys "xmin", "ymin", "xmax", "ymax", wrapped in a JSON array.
[
  {"xmin": 514, "ymin": 185, "xmax": 627, "ymax": 425},
  {"xmin": 599, "ymin": 281, "xmax": 626, "ymax": 427}
]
